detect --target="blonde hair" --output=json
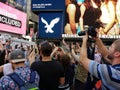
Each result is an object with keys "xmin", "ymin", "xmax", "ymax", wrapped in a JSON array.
[
  {"xmin": 104, "ymin": 0, "xmax": 117, "ymax": 5},
  {"xmin": 113, "ymin": 39, "xmax": 120, "ymax": 52}
]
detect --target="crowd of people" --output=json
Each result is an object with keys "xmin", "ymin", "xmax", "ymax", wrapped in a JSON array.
[
  {"xmin": 0, "ymin": 0, "xmax": 120, "ymax": 90},
  {"xmin": 0, "ymin": 32, "xmax": 120, "ymax": 90}
]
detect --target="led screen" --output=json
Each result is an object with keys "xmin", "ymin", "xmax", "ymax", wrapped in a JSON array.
[{"xmin": 0, "ymin": 2, "xmax": 27, "ymax": 35}]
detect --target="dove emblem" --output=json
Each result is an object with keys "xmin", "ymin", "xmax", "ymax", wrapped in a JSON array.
[{"xmin": 41, "ymin": 17, "xmax": 60, "ymax": 33}]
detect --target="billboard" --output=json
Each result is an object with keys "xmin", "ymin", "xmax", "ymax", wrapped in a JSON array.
[
  {"xmin": 31, "ymin": 0, "xmax": 65, "ymax": 11},
  {"xmin": 31, "ymin": 0, "xmax": 65, "ymax": 39},
  {"xmin": 63, "ymin": 1, "xmax": 120, "ymax": 39},
  {"xmin": 38, "ymin": 12, "xmax": 64, "ymax": 39},
  {"xmin": 0, "ymin": 2, "xmax": 27, "ymax": 35}
]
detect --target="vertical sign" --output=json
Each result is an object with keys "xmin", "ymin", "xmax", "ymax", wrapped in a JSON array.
[{"xmin": 39, "ymin": 12, "xmax": 63, "ymax": 39}]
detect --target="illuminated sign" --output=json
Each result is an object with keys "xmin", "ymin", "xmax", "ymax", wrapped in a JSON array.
[
  {"xmin": 31, "ymin": 0, "xmax": 65, "ymax": 11},
  {"xmin": 0, "ymin": 2, "xmax": 27, "ymax": 35},
  {"xmin": 38, "ymin": 12, "xmax": 63, "ymax": 39},
  {"xmin": 0, "ymin": 14, "xmax": 21, "ymax": 28}
]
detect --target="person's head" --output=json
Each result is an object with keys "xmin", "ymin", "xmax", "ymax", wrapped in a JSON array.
[
  {"xmin": 84, "ymin": 0, "xmax": 101, "ymax": 8},
  {"xmin": 54, "ymin": 47, "xmax": 65, "ymax": 61},
  {"xmin": 104, "ymin": 0, "xmax": 117, "ymax": 4},
  {"xmin": 60, "ymin": 53, "xmax": 71, "ymax": 69},
  {"xmin": 66, "ymin": 0, "xmax": 76, "ymax": 5},
  {"xmin": 77, "ymin": 0, "xmax": 84, "ymax": 5},
  {"xmin": 40, "ymin": 41, "xmax": 52, "ymax": 57},
  {"xmin": 107, "ymin": 39, "xmax": 120, "ymax": 62},
  {"xmin": 9, "ymin": 49, "xmax": 26, "ymax": 69}
]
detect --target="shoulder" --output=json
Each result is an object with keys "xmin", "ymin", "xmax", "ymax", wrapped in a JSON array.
[
  {"xmin": 0, "ymin": 67, "xmax": 40, "ymax": 89},
  {"xmin": 89, "ymin": 61, "xmax": 120, "ymax": 81},
  {"xmin": 15, "ymin": 67, "xmax": 39, "ymax": 83},
  {"xmin": 80, "ymin": 4, "xmax": 86, "ymax": 9},
  {"xmin": 89, "ymin": 61, "xmax": 106, "ymax": 77},
  {"xmin": 67, "ymin": 3, "xmax": 76, "ymax": 12},
  {"xmin": 53, "ymin": 60, "xmax": 62, "ymax": 65},
  {"xmin": 31, "ymin": 61, "xmax": 42, "ymax": 67},
  {"xmin": 48, "ymin": 61, "xmax": 64, "ymax": 70},
  {"xmin": 15, "ymin": 67, "xmax": 31, "ymax": 75},
  {"xmin": 16, "ymin": 67, "xmax": 40, "ymax": 85},
  {"xmin": 0, "ymin": 75, "xmax": 18, "ymax": 89},
  {"xmin": 68, "ymin": 3, "xmax": 76, "ymax": 8}
]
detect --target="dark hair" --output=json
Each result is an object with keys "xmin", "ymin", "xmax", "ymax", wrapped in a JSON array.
[
  {"xmin": 41, "ymin": 42, "xmax": 52, "ymax": 56},
  {"xmin": 15, "ymin": 44, "xmax": 18, "ymax": 49},
  {"xmin": 84, "ymin": 0, "xmax": 101, "ymax": 8},
  {"xmin": 70, "ymin": 0, "xmax": 77, "ymax": 4},
  {"xmin": 60, "ymin": 54, "xmax": 71, "ymax": 69}
]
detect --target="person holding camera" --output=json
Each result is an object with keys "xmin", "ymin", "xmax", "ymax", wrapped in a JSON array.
[{"xmin": 79, "ymin": 31, "xmax": 120, "ymax": 89}]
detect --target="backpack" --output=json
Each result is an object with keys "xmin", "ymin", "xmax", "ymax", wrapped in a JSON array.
[{"xmin": 8, "ymin": 70, "xmax": 39, "ymax": 90}]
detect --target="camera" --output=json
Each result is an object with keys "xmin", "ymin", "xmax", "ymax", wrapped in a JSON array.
[{"xmin": 78, "ymin": 20, "xmax": 103, "ymax": 37}]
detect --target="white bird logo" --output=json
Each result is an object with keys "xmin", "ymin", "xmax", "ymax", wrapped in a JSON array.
[{"xmin": 41, "ymin": 17, "xmax": 60, "ymax": 33}]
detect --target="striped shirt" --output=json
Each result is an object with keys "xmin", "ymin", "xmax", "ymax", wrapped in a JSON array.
[{"xmin": 89, "ymin": 61, "xmax": 120, "ymax": 90}]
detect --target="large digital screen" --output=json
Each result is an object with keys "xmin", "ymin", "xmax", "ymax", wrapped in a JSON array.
[
  {"xmin": 0, "ymin": 2, "xmax": 27, "ymax": 35},
  {"xmin": 62, "ymin": 0, "xmax": 120, "ymax": 39}
]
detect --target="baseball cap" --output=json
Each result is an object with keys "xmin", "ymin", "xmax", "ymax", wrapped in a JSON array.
[{"xmin": 10, "ymin": 49, "xmax": 25, "ymax": 63}]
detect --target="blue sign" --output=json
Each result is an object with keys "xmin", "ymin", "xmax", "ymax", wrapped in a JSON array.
[
  {"xmin": 31, "ymin": 0, "xmax": 65, "ymax": 11},
  {"xmin": 38, "ymin": 12, "xmax": 63, "ymax": 39}
]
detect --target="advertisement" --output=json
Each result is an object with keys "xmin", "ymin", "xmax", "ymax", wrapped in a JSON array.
[
  {"xmin": 0, "ymin": 2, "xmax": 27, "ymax": 35},
  {"xmin": 38, "ymin": 12, "xmax": 64, "ymax": 39},
  {"xmin": 31, "ymin": 0, "xmax": 65, "ymax": 11},
  {"xmin": 63, "ymin": 0, "xmax": 120, "ymax": 39}
]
